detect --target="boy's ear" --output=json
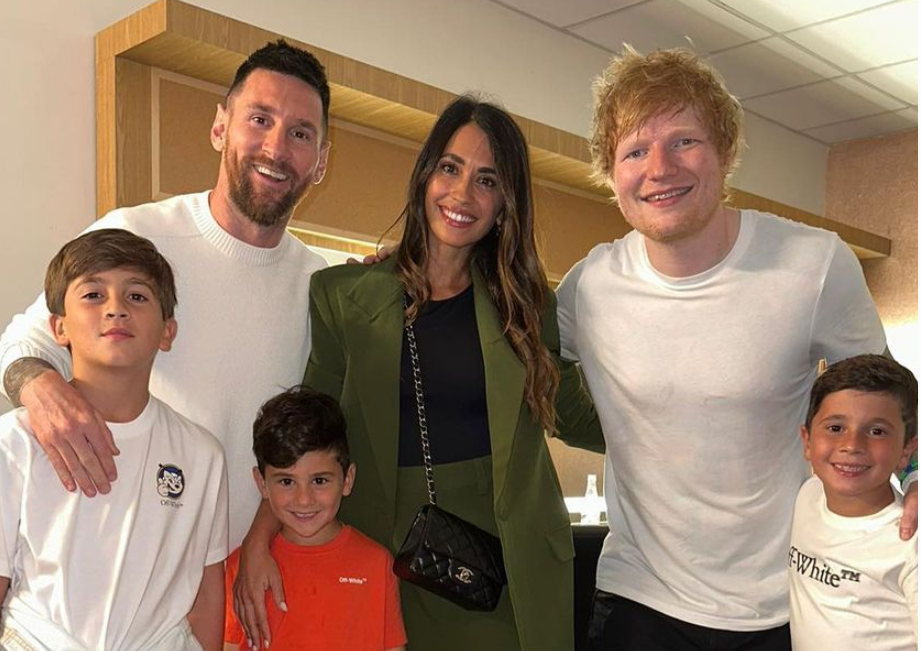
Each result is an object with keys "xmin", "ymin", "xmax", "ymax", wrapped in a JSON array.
[
  {"xmin": 49, "ymin": 314, "xmax": 70, "ymax": 347},
  {"xmin": 799, "ymin": 425, "xmax": 812, "ymax": 461},
  {"xmin": 158, "ymin": 318, "xmax": 178, "ymax": 353},
  {"xmin": 252, "ymin": 466, "xmax": 269, "ymax": 499},
  {"xmin": 210, "ymin": 103, "xmax": 229, "ymax": 153},
  {"xmin": 341, "ymin": 462, "xmax": 356, "ymax": 497}
]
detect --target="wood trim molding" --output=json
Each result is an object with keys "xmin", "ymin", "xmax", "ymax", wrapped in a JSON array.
[{"xmin": 96, "ymin": 0, "xmax": 890, "ymax": 259}]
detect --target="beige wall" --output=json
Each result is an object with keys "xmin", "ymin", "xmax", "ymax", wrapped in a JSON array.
[{"xmin": 825, "ymin": 129, "xmax": 918, "ymax": 373}]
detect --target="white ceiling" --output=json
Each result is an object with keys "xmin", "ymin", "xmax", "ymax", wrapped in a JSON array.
[{"xmin": 489, "ymin": 0, "xmax": 918, "ymax": 145}]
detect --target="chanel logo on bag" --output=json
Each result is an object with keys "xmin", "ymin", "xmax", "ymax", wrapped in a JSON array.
[{"xmin": 453, "ymin": 566, "xmax": 475, "ymax": 584}]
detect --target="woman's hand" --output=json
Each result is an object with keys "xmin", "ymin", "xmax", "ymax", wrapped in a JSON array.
[{"xmin": 346, "ymin": 246, "xmax": 393, "ymax": 265}]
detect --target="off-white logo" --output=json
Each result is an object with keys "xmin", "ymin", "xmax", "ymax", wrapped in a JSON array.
[
  {"xmin": 453, "ymin": 566, "xmax": 475, "ymax": 584},
  {"xmin": 789, "ymin": 546, "xmax": 861, "ymax": 587},
  {"xmin": 339, "ymin": 576, "xmax": 367, "ymax": 585}
]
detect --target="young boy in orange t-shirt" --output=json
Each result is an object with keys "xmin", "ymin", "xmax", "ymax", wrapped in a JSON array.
[{"xmin": 224, "ymin": 386, "xmax": 406, "ymax": 651}]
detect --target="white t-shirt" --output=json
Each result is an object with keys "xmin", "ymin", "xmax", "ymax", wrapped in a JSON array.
[
  {"xmin": 556, "ymin": 210, "xmax": 886, "ymax": 630},
  {"xmin": 0, "ymin": 397, "xmax": 228, "ymax": 651},
  {"xmin": 789, "ymin": 476, "xmax": 917, "ymax": 651},
  {"xmin": 0, "ymin": 191, "xmax": 327, "ymax": 547}
]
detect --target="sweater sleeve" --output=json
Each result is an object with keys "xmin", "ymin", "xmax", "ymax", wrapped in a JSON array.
[{"xmin": 0, "ymin": 292, "xmax": 73, "ymax": 401}]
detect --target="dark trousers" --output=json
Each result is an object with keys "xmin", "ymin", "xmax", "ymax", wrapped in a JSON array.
[{"xmin": 586, "ymin": 591, "xmax": 791, "ymax": 651}]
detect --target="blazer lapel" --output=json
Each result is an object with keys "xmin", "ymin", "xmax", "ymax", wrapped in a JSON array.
[
  {"xmin": 340, "ymin": 258, "xmax": 404, "ymax": 507},
  {"xmin": 472, "ymin": 270, "xmax": 526, "ymax": 504}
]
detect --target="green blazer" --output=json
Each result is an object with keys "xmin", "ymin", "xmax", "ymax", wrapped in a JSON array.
[{"xmin": 304, "ymin": 257, "xmax": 603, "ymax": 651}]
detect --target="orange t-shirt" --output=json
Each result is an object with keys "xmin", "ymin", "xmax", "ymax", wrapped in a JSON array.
[{"xmin": 224, "ymin": 525, "xmax": 406, "ymax": 650}]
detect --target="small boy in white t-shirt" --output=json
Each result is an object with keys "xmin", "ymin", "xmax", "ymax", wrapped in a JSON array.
[
  {"xmin": 0, "ymin": 229, "xmax": 228, "ymax": 651},
  {"xmin": 790, "ymin": 354, "xmax": 917, "ymax": 651}
]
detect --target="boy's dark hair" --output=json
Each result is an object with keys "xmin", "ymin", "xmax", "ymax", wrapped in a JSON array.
[
  {"xmin": 228, "ymin": 39, "xmax": 330, "ymax": 133},
  {"xmin": 805, "ymin": 354, "xmax": 918, "ymax": 444},
  {"xmin": 44, "ymin": 229, "xmax": 177, "ymax": 320},
  {"xmin": 253, "ymin": 386, "xmax": 350, "ymax": 475}
]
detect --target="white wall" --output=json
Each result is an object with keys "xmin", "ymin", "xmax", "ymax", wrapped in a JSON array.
[
  {"xmin": 0, "ymin": 0, "xmax": 830, "ymax": 409},
  {"xmin": 734, "ymin": 113, "xmax": 828, "ymax": 215}
]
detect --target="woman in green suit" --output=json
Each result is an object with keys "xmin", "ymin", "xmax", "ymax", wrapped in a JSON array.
[{"xmin": 304, "ymin": 96, "xmax": 601, "ymax": 650}]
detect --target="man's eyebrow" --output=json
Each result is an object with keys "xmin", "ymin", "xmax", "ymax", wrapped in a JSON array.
[{"xmin": 247, "ymin": 103, "xmax": 319, "ymax": 132}]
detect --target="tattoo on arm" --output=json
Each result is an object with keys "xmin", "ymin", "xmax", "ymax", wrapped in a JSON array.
[{"xmin": 3, "ymin": 357, "xmax": 56, "ymax": 408}]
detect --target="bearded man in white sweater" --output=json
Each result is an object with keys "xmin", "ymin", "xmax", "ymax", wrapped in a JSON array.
[
  {"xmin": 0, "ymin": 40, "xmax": 329, "ymax": 552},
  {"xmin": 558, "ymin": 46, "xmax": 918, "ymax": 651}
]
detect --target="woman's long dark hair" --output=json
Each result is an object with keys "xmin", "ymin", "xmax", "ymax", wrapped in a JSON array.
[{"xmin": 392, "ymin": 95, "xmax": 560, "ymax": 433}]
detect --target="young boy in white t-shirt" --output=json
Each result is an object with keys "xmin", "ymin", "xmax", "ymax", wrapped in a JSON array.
[
  {"xmin": 0, "ymin": 229, "xmax": 228, "ymax": 651},
  {"xmin": 790, "ymin": 354, "xmax": 917, "ymax": 651}
]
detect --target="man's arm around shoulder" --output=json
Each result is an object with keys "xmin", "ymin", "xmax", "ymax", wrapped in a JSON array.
[{"xmin": 8, "ymin": 360, "xmax": 118, "ymax": 496}]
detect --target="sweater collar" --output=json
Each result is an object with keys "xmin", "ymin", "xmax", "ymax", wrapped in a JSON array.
[{"xmin": 191, "ymin": 191, "xmax": 291, "ymax": 267}]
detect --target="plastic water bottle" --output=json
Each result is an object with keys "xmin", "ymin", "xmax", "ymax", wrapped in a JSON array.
[{"xmin": 581, "ymin": 474, "xmax": 601, "ymax": 525}]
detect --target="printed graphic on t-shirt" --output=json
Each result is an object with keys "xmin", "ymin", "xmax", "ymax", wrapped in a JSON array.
[
  {"xmin": 789, "ymin": 546, "xmax": 862, "ymax": 587},
  {"xmin": 157, "ymin": 463, "xmax": 185, "ymax": 509}
]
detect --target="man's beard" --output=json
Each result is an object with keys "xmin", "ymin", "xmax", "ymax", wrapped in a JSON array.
[{"xmin": 227, "ymin": 155, "xmax": 309, "ymax": 228}]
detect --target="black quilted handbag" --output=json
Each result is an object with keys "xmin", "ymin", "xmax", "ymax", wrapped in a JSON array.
[{"xmin": 392, "ymin": 312, "xmax": 508, "ymax": 612}]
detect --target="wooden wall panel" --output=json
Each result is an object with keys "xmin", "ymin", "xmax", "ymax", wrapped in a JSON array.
[
  {"xmin": 115, "ymin": 58, "xmax": 152, "ymax": 209},
  {"xmin": 156, "ymin": 74, "xmax": 222, "ymax": 197}
]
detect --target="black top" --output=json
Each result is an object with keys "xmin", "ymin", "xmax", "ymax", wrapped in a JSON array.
[{"xmin": 398, "ymin": 284, "xmax": 491, "ymax": 466}]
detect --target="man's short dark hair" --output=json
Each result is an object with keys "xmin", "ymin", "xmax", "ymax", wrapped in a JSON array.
[
  {"xmin": 44, "ymin": 229, "xmax": 177, "ymax": 320},
  {"xmin": 253, "ymin": 386, "xmax": 350, "ymax": 474},
  {"xmin": 805, "ymin": 354, "xmax": 918, "ymax": 445},
  {"xmin": 228, "ymin": 39, "xmax": 330, "ymax": 132}
]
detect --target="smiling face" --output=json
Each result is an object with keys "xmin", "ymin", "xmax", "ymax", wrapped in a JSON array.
[
  {"xmin": 211, "ymin": 69, "xmax": 329, "ymax": 230},
  {"xmin": 611, "ymin": 107, "xmax": 727, "ymax": 245},
  {"xmin": 801, "ymin": 389, "xmax": 911, "ymax": 517},
  {"xmin": 50, "ymin": 267, "xmax": 176, "ymax": 374},
  {"xmin": 255, "ymin": 449, "xmax": 355, "ymax": 547},
  {"xmin": 424, "ymin": 122, "xmax": 504, "ymax": 264}
]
